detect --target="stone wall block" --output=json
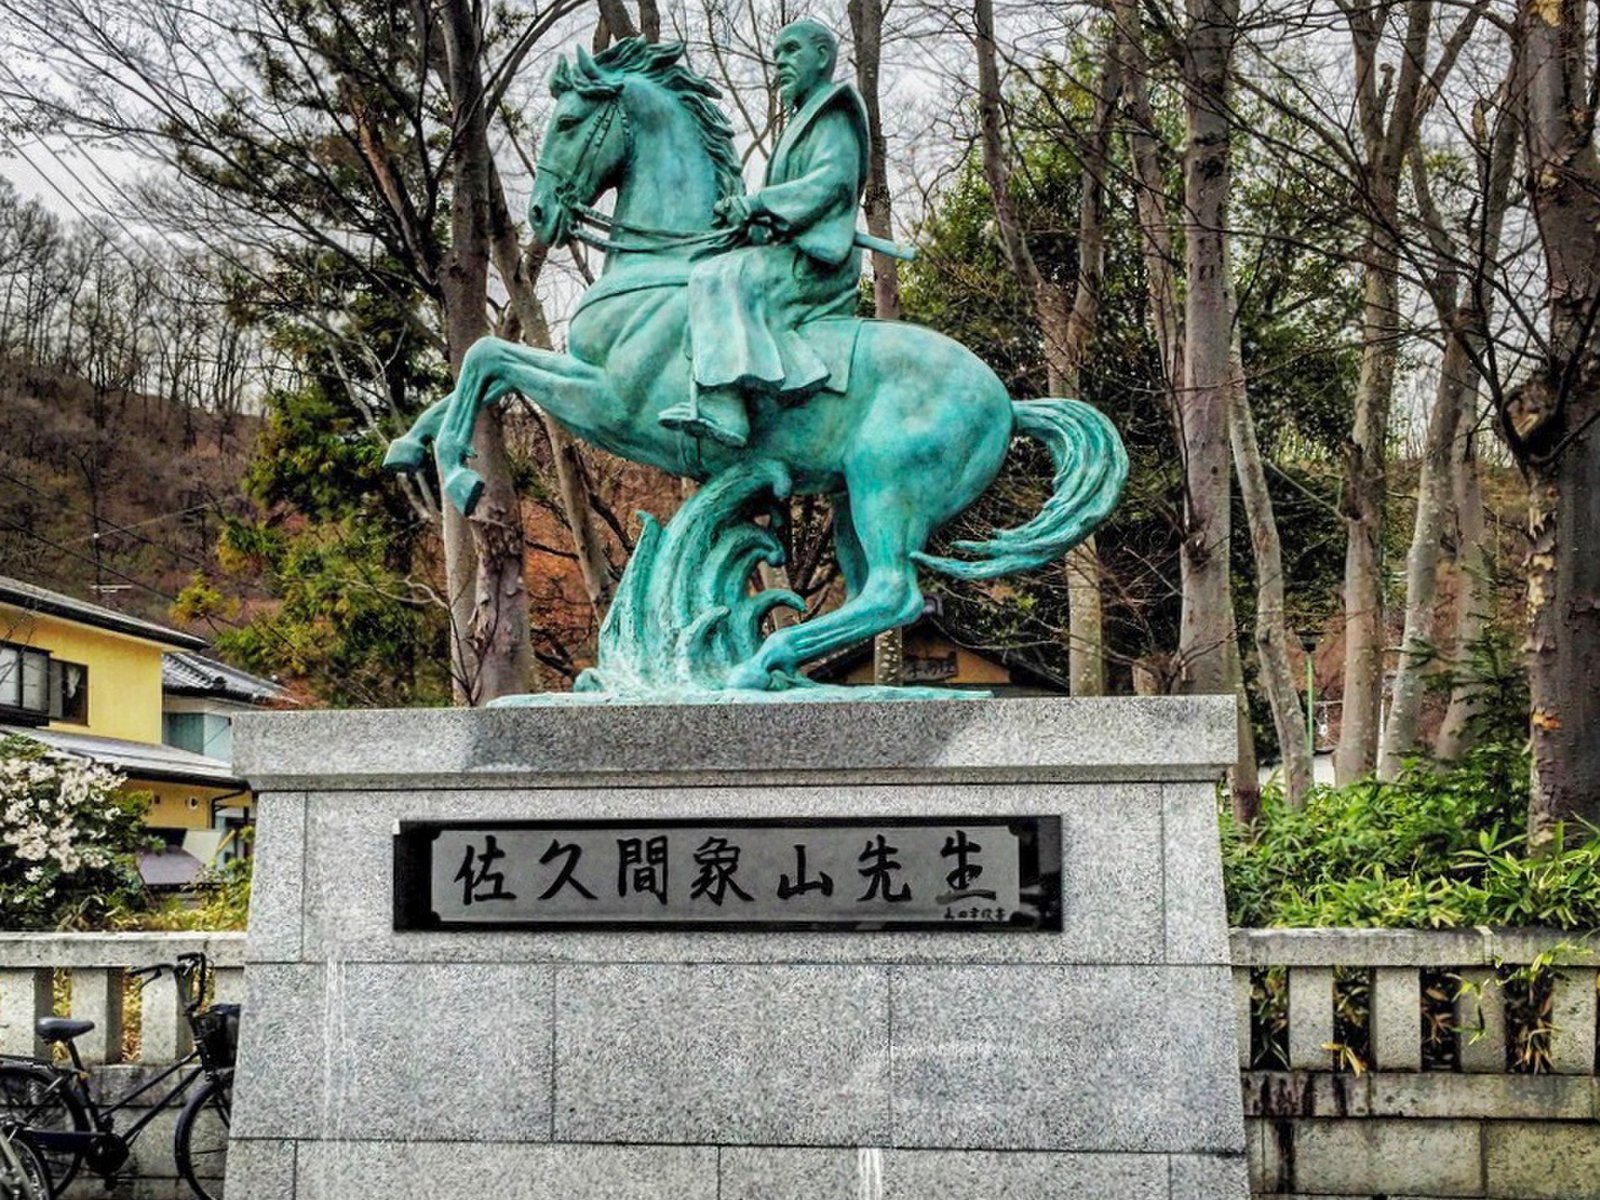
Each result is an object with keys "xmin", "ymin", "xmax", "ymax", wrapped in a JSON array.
[
  {"xmin": 719, "ymin": 1147, "xmax": 1169, "ymax": 1200},
  {"xmin": 213, "ymin": 965, "xmax": 246, "ymax": 1006},
  {"xmin": 245, "ymin": 791, "xmax": 306, "ymax": 964},
  {"xmin": 1371, "ymin": 966, "xmax": 1422, "ymax": 1071},
  {"xmin": 1289, "ymin": 1117, "xmax": 1484, "ymax": 1196},
  {"xmin": 892, "ymin": 964, "xmax": 1241, "ymax": 1153},
  {"xmin": 1484, "ymin": 1122, "xmax": 1600, "ymax": 1199},
  {"xmin": 224, "ymin": 1140, "xmax": 297, "ymax": 1200},
  {"xmin": 295, "ymin": 1142, "xmax": 715, "ymax": 1200},
  {"xmin": 0, "ymin": 967, "xmax": 51, "ymax": 1059},
  {"xmin": 1548, "ymin": 966, "xmax": 1598, "ymax": 1075},
  {"xmin": 1287, "ymin": 967, "xmax": 1334, "ymax": 1071},
  {"xmin": 1056, "ymin": 783, "xmax": 1163, "ymax": 963},
  {"xmin": 332, "ymin": 962, "xmax": 553, "ymax": 1142},
  {"xmin": 230, "ymin": 964, "xmax": 326, "ymax": 1140},
  {"xmin": 1234, "ymin": 967, "xmax": 1254, "ymax": 1069},
  {"xmin": 1169, "ymin": 1152, "xmax": 1249, "ymax": 1200},
  {"xmin": 555, "ymin": 963, "xmax": 889, "ymax": 1146},
  {"xmin": 138, "ymin": 969, "xmax": 192, "ymax": 1063},
  {"xmin": 1163, "ymin": 783, "xmax": 1230, "ymax": 965},
  {"xmin": 1454, "ymin": 967, "xmax": 1506, "ymax": 1074},
  {"xmin": 68, "ymin": 966, "xmax": 123, "ymax": 1065}
]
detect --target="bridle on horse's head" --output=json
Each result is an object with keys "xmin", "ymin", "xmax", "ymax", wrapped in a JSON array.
[{"xmin": 534, "ymin": 82, "xmax": 741, "ymax": 257}]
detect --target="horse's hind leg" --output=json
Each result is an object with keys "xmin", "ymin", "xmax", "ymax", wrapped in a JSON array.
[
  {"xmin": 832, "ymin": 493, "xmax": 867, "ymax": 600},
  {"xmin": 728, "ymin": 485, "xmax": 927, "ymax": 689}
]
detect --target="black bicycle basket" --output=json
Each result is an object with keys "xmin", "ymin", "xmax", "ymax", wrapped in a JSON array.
[{"xmin": 194, "ymin": 1003, "xmax": 240, "ymax": 1069}]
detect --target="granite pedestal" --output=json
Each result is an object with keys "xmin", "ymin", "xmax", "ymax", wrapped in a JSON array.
[{"xmin": 229, "ymin": 696, "xmax": 1246, "ymax": 1199}]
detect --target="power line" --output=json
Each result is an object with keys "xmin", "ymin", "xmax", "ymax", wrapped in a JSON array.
[
  {"xmin": 0, "ymin": 509, "xmax": 399, "ymax": 711},
  {"xmin": 0, "ymin": 465, "xmax": 225, "ymax": 575}
]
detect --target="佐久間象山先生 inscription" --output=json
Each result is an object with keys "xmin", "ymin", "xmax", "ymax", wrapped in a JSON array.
[{"xmin": 393, "ymin": 816, "xmax": 1061, "ymax": 932}]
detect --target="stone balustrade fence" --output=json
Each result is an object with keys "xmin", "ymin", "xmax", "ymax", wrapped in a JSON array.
[
  {"xmin": 1235, "ymin": 927, "xmax": 1600, "ymax": 1199},
  {"xmin": 0, "ymin": 933, "xmax": 246, "ymax": 1064},
  {"xmin": 0, "ymin": 932, "xmax": 246, "ymax": 1200},
  {"xmin": 1, "ymin": 929, "xmax": 1596, "ymax": 1197}
]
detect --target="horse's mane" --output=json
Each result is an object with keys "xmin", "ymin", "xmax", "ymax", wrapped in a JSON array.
[{"xmin": 551, "ymin": 38, "xmax": 744, "ymax": 202}]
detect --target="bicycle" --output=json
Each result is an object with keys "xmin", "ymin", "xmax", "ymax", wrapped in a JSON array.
[
  {"xmin": 0, "ymin": 952, "xmax": 238, "ymax": 1200},
  {"xmin": 0, "ymin": 1123, "xmax": 48, "ymax": 1200}
]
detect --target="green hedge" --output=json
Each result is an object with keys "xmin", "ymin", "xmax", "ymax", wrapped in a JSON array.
[{"xmin": 1223, "ymin": 739, "xmax": 1600, "ymax": 930}]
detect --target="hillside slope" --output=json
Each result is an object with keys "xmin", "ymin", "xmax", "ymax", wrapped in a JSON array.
[{"xmin": 0, "ymin": 359, "xmax": 260, "ymax": 637}]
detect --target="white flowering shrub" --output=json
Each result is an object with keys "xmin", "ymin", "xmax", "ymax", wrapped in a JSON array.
[{"xmin": 0, "ymin": 735, "xmax": 152, "ymax": 929}]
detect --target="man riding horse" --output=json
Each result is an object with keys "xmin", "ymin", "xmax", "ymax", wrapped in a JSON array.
[
  {"xmin": 383, "ymin": 29, "xmax": 1126, "ymax": 695},
  {"xmin": 658, "ymin": 20, "xmax": 870, "ymax": 449}
]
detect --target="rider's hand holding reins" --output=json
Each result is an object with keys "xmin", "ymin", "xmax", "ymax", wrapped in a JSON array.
[{"xmin": 713, "ymin": 194, "xmax": 760, "ymax": 232}]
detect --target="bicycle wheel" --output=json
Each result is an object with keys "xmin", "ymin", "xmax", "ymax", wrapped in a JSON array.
[
  {"xmin": 0, "ymin": 1065, "xmax": 87, "ymax": 1197},
  {"xmin": 173, "ymin": 1072, "xmax": 231, "ymax": 1200},
  {"xmin": 0, "ymin": 1127, "xmax": 51, "ymax": 1200}
]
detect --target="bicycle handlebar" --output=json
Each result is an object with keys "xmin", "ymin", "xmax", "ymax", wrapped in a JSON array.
[{"xmin": 130, "ymin": 953, "xmax": 212, "ymax": 1013}]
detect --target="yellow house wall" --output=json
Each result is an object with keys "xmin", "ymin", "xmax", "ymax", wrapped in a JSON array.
[
  {"xmin": 135, "ymin": 779, "xmax": 246, "ymax": 832},
  {"xmin": 0, "ymin": 605, "xmax": 168, "ymax": 744}
]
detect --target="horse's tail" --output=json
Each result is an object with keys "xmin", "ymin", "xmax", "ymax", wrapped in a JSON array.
[{"xmin": 912, "ymin": 398, "xmax": 1128, "ymax": 581}]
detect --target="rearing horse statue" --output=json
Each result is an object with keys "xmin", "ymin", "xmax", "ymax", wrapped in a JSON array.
[{"xmin": 384, "ymin": 37, "xmax": 1127, "ymax": 695}]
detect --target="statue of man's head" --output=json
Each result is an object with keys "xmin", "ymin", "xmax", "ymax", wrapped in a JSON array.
[{"xmin": 773, "ymin": 20, "xmax": 837, "ymax": 111}]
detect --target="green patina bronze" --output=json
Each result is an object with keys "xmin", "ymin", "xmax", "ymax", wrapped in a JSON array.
[{"xmin": 384, "ymin": 25, "xmax": 1128, "ymax": 700}]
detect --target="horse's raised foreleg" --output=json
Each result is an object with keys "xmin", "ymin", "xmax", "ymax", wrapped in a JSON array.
[
  {"xmin": 431, "ymin": 336, "xmax": 617, "ymax": 517},
  {"xmin": 382, "ymin": 394, "xmax": 453, "ymax": 473},
  {"xmin": 727, "ymin": 485, "xmax": 929, "ymax": 690}
]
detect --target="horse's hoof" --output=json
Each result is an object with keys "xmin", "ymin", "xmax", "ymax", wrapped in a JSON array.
[
  {"xmin": 725, "ymin": 662, "xmax": 775, "ymax": 692},
  {"xmin": 382, "ymin": 435, "xmax": 427, "ymax": 473},
  {"xmin": 444, "ymin": 467, "xmax": 486, "ymax": 516}
]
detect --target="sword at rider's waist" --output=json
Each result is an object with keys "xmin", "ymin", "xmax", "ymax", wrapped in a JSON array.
[{"xmin": 853, "ymin": 231, "xmax": 917, "ymax": 262}]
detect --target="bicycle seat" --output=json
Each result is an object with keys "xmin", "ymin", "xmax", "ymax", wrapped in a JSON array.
[{"xmin": 35, "ymin": 1017, "xmax": 95, "ymax": 1043}]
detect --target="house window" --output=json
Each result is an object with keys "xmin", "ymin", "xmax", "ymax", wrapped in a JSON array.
[
  {"xmin": 0, "ymin": 644, "xmax": 52, "ymax": 724},
  {"xmin": 164, "ymin": 712, "xmax": 206, "ymax": 754},
  {"xmin": 50, "ymin": 659, "xmax": 88, "ymax": 724},
  {"xmin": 164, "ymin": 712, "xmax": 232, "ymax": 759},
  {"xmin": 0, "ymin": 645, "xmax": 88, "ymax": 725}
]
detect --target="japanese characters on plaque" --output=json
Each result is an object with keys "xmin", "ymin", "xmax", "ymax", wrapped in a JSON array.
[{"xmin": 393, "ymin": 817, "xmax": 1061, "ymax": 932}]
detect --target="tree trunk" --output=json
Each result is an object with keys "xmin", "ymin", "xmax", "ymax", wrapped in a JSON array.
[
  {"xmin": 1229, "ymin": 326, "xmax": 1312, "ymax": 805},
  {"xmin": 440, "ymin": 0, "xmax": 533, "ymax": 704},
  {"xmin": 1333, "ymin": 0, "xmax": 1439, "ymax": 782},
  {"xmin": 1116, "ymin": 0, "xmax": 1182, "ymax": 398},
  {"xmin": 594, "ymin": 0, "xmax": 637, "ymax": 40},
  {"xmin": 1394, "ymin": 88, "xmax": 1515, "ymax": 766},
  {"xmin": 1059, "ymin": 15, "xmax": 1123, "ymax": 699},
  {"xmin": 976, "ymin": 0, "xmax": 1109, "ymax": 696},
  {"xmin": 848, "ymin": 0, "xmax": 900, "ymax": 322},
  {"xmin": 1435, "ymin": 398, "xmax": 1490, "ymax": 759},
  {"xmin": 1380, "ymin": 322, "xmax": 1478, "ymax": 775},
  {"xmin": 850, "ymin": 0, "xmax": 906, "ymax": 664},
  {"xmin": 1335, "ymin": 254, "xmax": 1398, "ymax": 782},
  {"xmin": 487, "ymin": 173, "xmax": 615, "ymax": 618},
  {"xmin": 1177, "ymin": 0, "xmax": 1255, "ymax": 819},
  {"xmin": 1516, "ymin": 0, "xmax": 1600, "ymax": 838},
  {"xmin": 973, "ymin": 0, "xmax": 1069, "ymax": 386},
  {"xmin": 1176, "ymin": 0, "xmax": 1237, "ymax": 698}
]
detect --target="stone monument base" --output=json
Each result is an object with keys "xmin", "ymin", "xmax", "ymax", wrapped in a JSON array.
[{"xmin": 230, "ymin": 697, "xmax": 1245, "ymax": 1199}]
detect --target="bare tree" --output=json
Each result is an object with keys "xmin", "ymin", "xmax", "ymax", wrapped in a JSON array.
[
  {"xmin": 972, "ymin": 0, "xmax": 1118, "ymax": 697},
  {"xmin": 1330, "ymin": 0, "xmax": 1482, "ymax": 782},
  {"xmin": 1508, "ymin": 0, "xmax": 1600, "ymax": 836},
  {"xmin": 1229, "ymin": 314, "xmax": 1314, "ymax": 806},
  {"xmin": 0, "ymin": 0, "xmax": 609, "ymax": 702},
  {"xmin": 1380, "ymin": 85, "xmax": 1517, "ymax": 776}
]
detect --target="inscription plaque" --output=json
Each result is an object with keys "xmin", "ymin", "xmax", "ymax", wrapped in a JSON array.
[{"xmin": 393, "ymin": 816, "xmax": 1061, "ymax": 931}]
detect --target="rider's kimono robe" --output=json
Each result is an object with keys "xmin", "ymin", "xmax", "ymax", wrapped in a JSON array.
[{"xmin": 687, "ymin": 80, "xmax": 870, "ymax": 400}]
